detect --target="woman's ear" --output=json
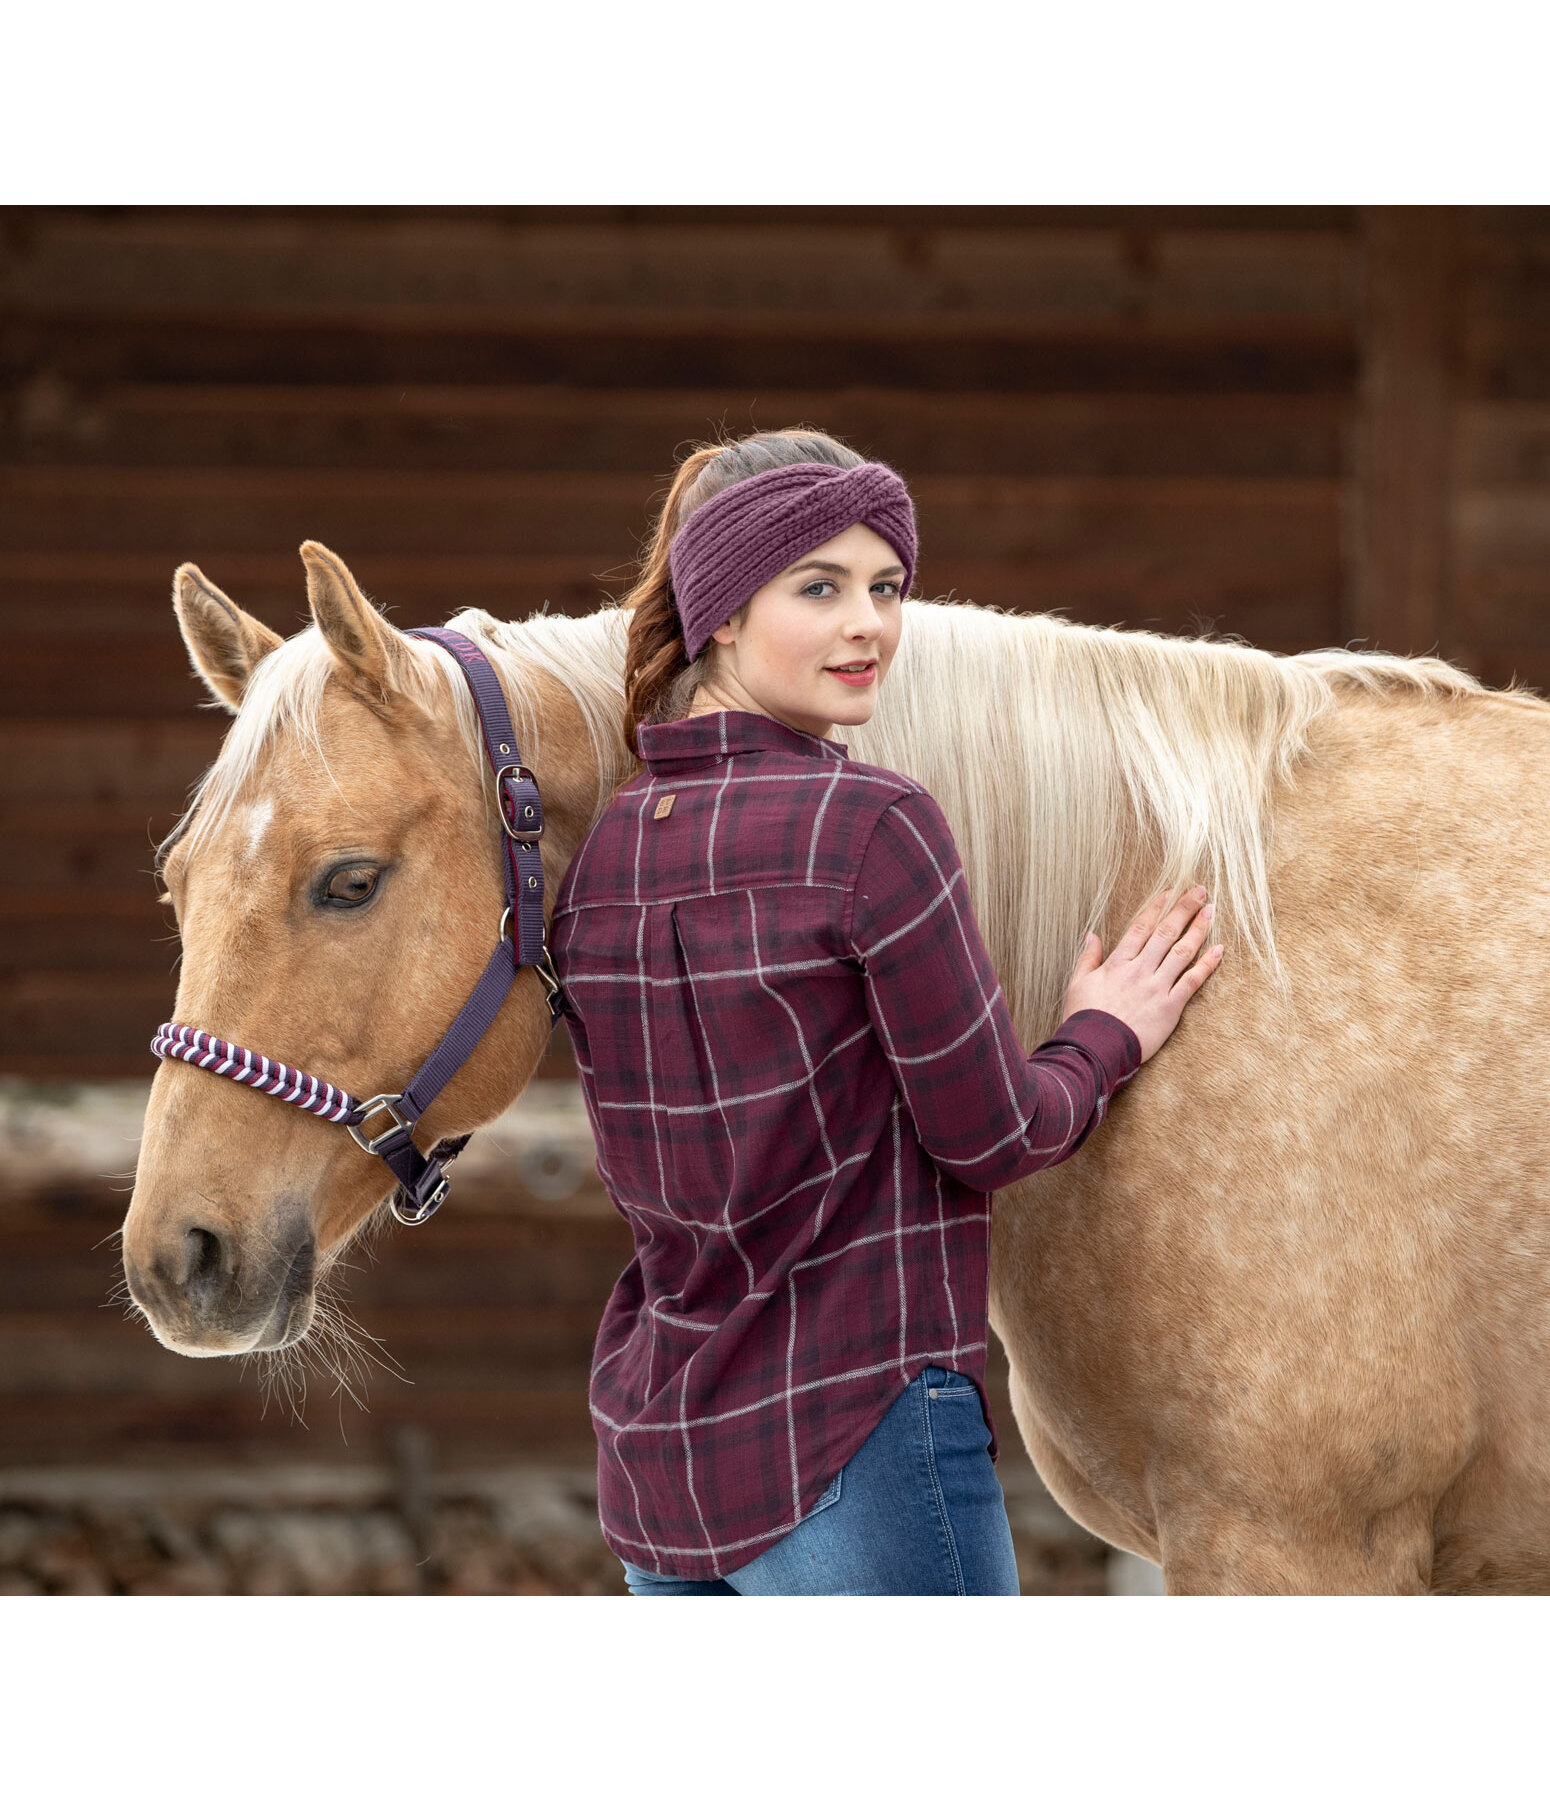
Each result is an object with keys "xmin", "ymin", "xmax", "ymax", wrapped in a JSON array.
[
  {"xmin": 710, "ymin": 602, "xmax": 749, "ymax": 648},
  {"xmin": 172, "ymin": 564, "xmax": 284, "ymax": 713},
  {"xmin": 300, "ymin": 539, "xmax": 413, "ymax": 709}
]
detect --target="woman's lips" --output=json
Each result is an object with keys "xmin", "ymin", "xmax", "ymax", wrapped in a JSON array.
[{"xmin": 826, "ymin": 665, "xmax": 876, "ymax": 688}]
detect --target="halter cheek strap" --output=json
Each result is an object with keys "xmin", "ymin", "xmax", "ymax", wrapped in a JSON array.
[{"xmin": 150, "ymin": 626, "xmax": 565, "ymax": 1227}]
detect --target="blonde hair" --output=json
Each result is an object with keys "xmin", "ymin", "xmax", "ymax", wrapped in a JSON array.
[{"xmin": 843, "ymin": 601, "xmax": 1493, "ymax": 1038}]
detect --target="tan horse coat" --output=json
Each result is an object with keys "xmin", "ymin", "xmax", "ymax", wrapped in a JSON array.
[
  {"xmin": 995, "ymin": 686, "xmax": 1550, "ymax": 1594},
  {"xmin": 127, "ymin": 545, "xmax": 1550, "ymax": 1592}
]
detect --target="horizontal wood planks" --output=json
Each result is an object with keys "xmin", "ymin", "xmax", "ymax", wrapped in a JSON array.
[
  {"xmin": 2, "ymin": 213, "xmax": 1356, "ymax": 324},
  {"xmin": 0, "ymin": 207, "xmax": 1372, "ymax": 1072},
  {"xmin": 3, "ymin": 214, "xmax": 1358, "ymax": 404},
  {"xmin": 1450, "ymin": 211, "xmax": 1550, "ymax": 689},
  {"xmin": 4, "ymin": 386, "xmax": 1349, "ymax": 475},
  {"xmin": 7, "ymin": 206, "xmax": 1550, "ymax": 1073}
]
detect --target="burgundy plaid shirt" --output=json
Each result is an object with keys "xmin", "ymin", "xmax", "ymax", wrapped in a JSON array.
[{"xmin": 551, "ymin": 710, "xmax": 1141, "ymax": 1578}]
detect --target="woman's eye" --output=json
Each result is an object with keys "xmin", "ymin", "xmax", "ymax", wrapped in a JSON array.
[
  {"xmin": 803, "ymin": 579, "xmax": 899, "ymax": 599},
  {"xmin": 324, "ymin": 867, "xmax": 379, "ymax": 906}
]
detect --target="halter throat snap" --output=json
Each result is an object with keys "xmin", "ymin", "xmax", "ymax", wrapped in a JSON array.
[{"xmin": 150, "ymin": 626, "xmax": 564, "ymax": 1227}]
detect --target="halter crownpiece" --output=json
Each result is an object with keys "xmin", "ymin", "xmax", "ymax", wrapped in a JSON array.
[
  {"xmin": 150, "ymin": 626, "xmax": 564, "ymax": 1228},
  {"xmin": 668, "ymin": 460, "xmax": 919, "ymax": 662}
]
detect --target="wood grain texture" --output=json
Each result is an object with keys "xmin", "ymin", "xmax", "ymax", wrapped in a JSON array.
[
  {"xmin": 7, "ymin": 203, "xmax": 1542, "ymax": 1086},
  {"xmin": 1351, "ymin": 207, "xmax": 1462, "ymax": 657},
  {"xmin": 1, "ymin": 385, "xmax": 1349, "ymax": 477},
  {"xmin": 1, "ymin": 214, "xmax": 1357, "ymax": 322},
  {"xmin": 2, "ymin": 316, "xmax": 1358, "ymax": 395},
  {"xmin": 1446, "ymin": 212, "xmax": 1550, "ymax": 666}
]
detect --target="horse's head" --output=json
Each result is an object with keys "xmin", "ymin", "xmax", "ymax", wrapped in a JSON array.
[{"xmin": 124, "ymin": 542, "xmax": 602, "ymax": 1358}]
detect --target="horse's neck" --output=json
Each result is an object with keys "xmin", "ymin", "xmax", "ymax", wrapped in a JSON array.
[{"xmin": 845, "ymin": 607, "xmax": 1298, "ymax": 1039}]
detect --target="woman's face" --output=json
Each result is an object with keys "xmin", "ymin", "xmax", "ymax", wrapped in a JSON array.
[{"xmin": 699, "ymin": 521, "xmax": 905, "ymax": 738}]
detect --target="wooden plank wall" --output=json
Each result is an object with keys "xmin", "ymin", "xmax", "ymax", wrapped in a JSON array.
[
  {"xmin": 1, "ymin": 204, "xmax": 1371, "ymax": 1076},
  {"xmin": 1451, "ymin": 210, "xmax": 1550, "ymax": 688},
  {"xmin": 1354, "ymin": 207, "xmax": 1550, "ymax": 688}
]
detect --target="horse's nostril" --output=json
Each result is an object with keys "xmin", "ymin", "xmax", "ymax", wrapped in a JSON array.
[{"xmin": 184, "ymin": 1226, "xmax": 227, "ymax": 1308}]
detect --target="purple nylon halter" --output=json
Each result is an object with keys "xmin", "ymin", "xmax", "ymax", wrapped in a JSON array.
[{"xmin": 151, "ymin": 626, "xmax": 563, "ymax": 1227}]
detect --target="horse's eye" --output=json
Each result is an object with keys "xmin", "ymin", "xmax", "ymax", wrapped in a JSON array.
[{"xmin": 324, "ymin": 866, "xmax": 379, "ymax": 906}]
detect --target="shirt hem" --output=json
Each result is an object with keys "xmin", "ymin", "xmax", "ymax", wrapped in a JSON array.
[{"xmin": 597, "ymin": 1350, "xmax": 998, "ymax": 1584}]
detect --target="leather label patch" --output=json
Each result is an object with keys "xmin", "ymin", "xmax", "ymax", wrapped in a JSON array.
[{"xmin": 653, "ymin": 793, "xmax": 676, "ymax": 820}]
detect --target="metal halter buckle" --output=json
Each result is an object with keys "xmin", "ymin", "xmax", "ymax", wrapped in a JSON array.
[
  {"xmin": 500, "ymin": 913, "xmax": 559, "ymax": 980},
  {"xmin": 390, "ymin": 1174, "xmax": 450, "ymax": 1227},
  {"xmin": 496, "ymin": 764, "xmax": 544, "ymax": 842},
  {"xmin": 348, "ymin": 1092, "xmax": 413, "ymax": 1156}
]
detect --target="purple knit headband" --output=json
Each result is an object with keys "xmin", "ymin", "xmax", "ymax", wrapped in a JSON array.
[{"xmin": 668, "ymin": 460, "xmax": 918, "ymax": 663}]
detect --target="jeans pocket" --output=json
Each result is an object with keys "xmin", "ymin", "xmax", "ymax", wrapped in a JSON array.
[
  {"xmin": 925, "ymin": 1374, "xmax": 992, "ymax": 1459},
  {"xmin": 924, "ymin": 1365, "xmax": 978, "ymax": 1397}
]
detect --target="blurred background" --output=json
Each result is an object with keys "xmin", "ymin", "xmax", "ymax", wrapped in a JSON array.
[{"xmin": 0, "ymin": 204, "xmax": 1543, "ymax": 1595}]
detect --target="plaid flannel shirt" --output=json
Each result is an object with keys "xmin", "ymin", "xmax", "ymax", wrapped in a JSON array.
[{"xmin": 551, "ymin": 709, "xmax": 1141, "ymax": 1579}]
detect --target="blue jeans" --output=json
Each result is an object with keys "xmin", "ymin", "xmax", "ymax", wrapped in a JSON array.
[{"xmin": 619, "ymin": 1366, "xmax": 1020, "ymax": 1595}]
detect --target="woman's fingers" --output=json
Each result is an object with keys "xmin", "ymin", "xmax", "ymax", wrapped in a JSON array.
[
  {"xmin": 1162, "ymin": 902, "xmax": 1214, "ymax": 970},
  {"xmin": 1136, "ymin": 887, "xmax": 1210, "ymax": 973},
  {"xmin": 1073, "ymin": 931, "xmax": 1104, "ymax": 976},
  {"xmin": 1114, "ymin": 889, "xmax": 1174, "ymax": 961},
  {"xmin": 1172, "ymin": 941, "xmax": 1225, "ymax": 998}
]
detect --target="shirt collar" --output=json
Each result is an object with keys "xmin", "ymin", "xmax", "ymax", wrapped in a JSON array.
[{"xmin": 636, "ymin": 710, "xmax": 849, "ymax": 777}]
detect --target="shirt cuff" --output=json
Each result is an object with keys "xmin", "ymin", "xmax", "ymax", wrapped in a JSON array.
[{"xmin": 1039, "ymin": 1008, "xmax": 1144, "ymax": 1091}]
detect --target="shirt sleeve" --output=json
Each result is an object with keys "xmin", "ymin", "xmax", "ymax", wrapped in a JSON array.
[{"xmin": 847, "ymin": 787, "xmax": 1143, "ymax": 1191}]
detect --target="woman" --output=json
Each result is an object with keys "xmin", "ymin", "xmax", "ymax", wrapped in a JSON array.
[{"xmin": 550, "ymin": 429, "xmax": 1222, "ymax": 1595}]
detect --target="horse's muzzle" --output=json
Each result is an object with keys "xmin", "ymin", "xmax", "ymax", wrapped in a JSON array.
[{"xmin": 124, "ymin": 1210, "xmax": 317, "ymax": 1356}]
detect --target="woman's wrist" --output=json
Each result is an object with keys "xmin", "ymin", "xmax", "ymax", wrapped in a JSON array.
[{"xmin": 1045, "ymin": 1007, "xmax": 1144, "ymax": 1087}]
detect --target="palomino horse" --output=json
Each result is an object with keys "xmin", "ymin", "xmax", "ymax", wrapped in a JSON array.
[{"xmin": 127, "ymin": 541, "xmax": 1550, "ymax": 1594}]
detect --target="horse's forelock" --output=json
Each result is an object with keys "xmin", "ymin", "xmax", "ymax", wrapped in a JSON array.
[
  {"xmin": 160, "ymin": 627, "xmax": 469, "ymax": 869},
  {"xmin": 160, "ymin": 604, "xmax": 635, "ymax": 874}
]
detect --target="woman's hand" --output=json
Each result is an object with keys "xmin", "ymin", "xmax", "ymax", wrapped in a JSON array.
[{"xmin": 1059, "ymin": 886, "xmax": 1223, "ymax": 1063}]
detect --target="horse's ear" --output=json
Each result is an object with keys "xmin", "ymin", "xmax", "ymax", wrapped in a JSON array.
[
  {"xmin": 301, "ymin": 540, "xmax": 413, "ymax": 709},
  {"xmin": 173, "ymin": 564, "xmax": 284, "ymax": 713}
]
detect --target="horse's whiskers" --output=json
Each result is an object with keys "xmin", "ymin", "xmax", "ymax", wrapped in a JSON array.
[
  {"xmin": 237, "ymin": 1248, "xmax": 412, "ymax": 1431},
  {"xmin": 311, "ymin": 1287, "xmax": 407, "ymax": 1393},
  {"xmin": 252, "ymin": 1340, "xmax": 310, "ymax": 1425}
]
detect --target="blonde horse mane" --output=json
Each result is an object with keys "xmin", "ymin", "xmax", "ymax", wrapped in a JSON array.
[
  {"xmin": 845, "ymin": 601, "xmax": 1506, "ymax": 1040},
  {"xmin": 169, "ymin": 589, "xmax": 1519, "ymax": 1047}
]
